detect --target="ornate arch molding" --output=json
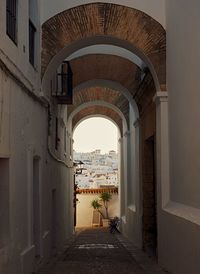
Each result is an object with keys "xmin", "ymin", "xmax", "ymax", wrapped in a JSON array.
[{"xmin": 42, "ymin": 3, "xmax": 166, "ymax": 90}]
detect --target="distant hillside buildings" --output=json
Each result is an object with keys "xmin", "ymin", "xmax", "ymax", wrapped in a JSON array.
[{"xmin": 74, "ymin": 149, "xmax": 118, "ymax": 188}]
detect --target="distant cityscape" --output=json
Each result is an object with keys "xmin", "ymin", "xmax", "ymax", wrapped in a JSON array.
[{"xmin": 74, "ymin": 149, "xmax": 118, "ymax": 189}]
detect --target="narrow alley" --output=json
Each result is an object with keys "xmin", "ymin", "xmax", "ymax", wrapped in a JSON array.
[
  {"xmin": 37, "ymin": 228, "xmax": 168, "ymax": 274},
  {"xmin": 1, "ymin": 1, "xmax": 200, "ymax": 274}
]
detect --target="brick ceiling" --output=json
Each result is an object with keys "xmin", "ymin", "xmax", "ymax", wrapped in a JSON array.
[
  {"xmin": 67, "ymin": 54, "xmax": 139, "ymax": 126},
  {"xmin": 70, "ymin": 54, "xmax": 140, "ymax": 96},
  {"xmin": 68, "ymin": 86, "xmax": 129, "ymax": 125},
  {"xmin": 72, "ymin": 105, "xmax": 123, "ymax": 135},
  {"xmin": 42, "ymin": 3, "xmax": 166, "ymax": 89},
  {"xmin": 43, "ymin": 3, "xmax": 165, "ymax": 131}
]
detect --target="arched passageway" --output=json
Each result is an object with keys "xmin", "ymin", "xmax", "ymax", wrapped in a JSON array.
[
  {"xmin": 42, "ymin": 3, "xmax": 166, "ymax": 91},
  {"xmin": 73, "ymin": 117, "xmax": 120, "ymax": 228},
  {"xmin": 41, "ymin": 0, "xmax": 167, "ymax": 262},
  {"xmin": 2, "ymin": 1, "xmax": 200, "ymax": 274}
]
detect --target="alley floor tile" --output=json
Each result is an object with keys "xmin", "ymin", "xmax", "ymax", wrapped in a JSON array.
[{"xmin": 37, "ymin": 228, "xmax": 169, "ymax": 274}]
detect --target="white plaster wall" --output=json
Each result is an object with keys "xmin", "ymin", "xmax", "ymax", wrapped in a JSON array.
[
  {"xmin": 167, "ymin": 0, "xmax": 200, "ymax": 209},
  {"xmin": 76, "ymin": 193, "xmax": 119, "ymax": 227},
  {"xmin": 40, "ymin": 0, "xmax": 166, "ymax": 28},
  {"xmin": 0, "ymin": 1, "xmax": 74, "ymax": 271},
  {"xmin": 47, "ymin": 160, "xmax": 74, "ymax": 249},
  {"xmin": 122, "ymin": 106, "xmax": 142, "ymax": 248},
  {"xmin": 0, "ymin": 5, "xmax": 73, "ymax": 264},
  {"xmin": 0, "ymin": 0, "xmax": 41, "ymax": 94},
  {"xmin": 1, "ymin": 72, "xmax": 47, "ymax": 274},
  {"xmin": 158, "ymin": 1, "xmax": 200, "ymax": 274},
  {"xmin": 0, "ymin": 68, "xmax": 73, "ymax": 274},
  {"xmin": 0, "ymin": 72, "xmax": 10, "ymax": 157}
]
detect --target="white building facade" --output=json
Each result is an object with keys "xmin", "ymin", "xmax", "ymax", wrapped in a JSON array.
[{"xmin": 0, "ymin": 1, "xmax": 200, "ymax": 274}]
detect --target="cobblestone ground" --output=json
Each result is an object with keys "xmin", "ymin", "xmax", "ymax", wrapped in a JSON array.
[{"xmin": 37, "ymin": 228, "xmax": 169, "ymax": 274}]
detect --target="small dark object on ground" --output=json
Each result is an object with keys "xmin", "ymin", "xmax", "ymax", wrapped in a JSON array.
[{"xmin": 109, "ymin": 217, "xmax": 120, "ymax": 233}]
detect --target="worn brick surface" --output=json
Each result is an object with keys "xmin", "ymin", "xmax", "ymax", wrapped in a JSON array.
[
  {"xmin": 72, "ymin": 105, "xmax": 123, "ymax": 135},
  {"xmin": 70, "ymin": 54, "xmax": 140, "ymax": 94},
  {"xmin": 68, "ymin": 86, "xmax": 129, "ymax": 125},
  {"xmin": 42, "ymin": 3, "xmax": 166, "ymax": 89}
]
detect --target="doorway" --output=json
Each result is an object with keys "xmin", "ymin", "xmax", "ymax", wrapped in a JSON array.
[
  {"xmin": 73, "ymin": 117, "xmax": 120, "ymax": 227},
  {"xmin": 51, "ymin": 189, "xmax": 57, "ymax": 249},
  {"xmin": 33, "ymin": 157, "xmax": 41, "ymax": 258},
  {"xmin": 0, "ymin": 158, "xmax": 9, "ymax": 249},
  {"xmin": 142, "ymin": 136, "xmax": 157, "ymax": 257}
]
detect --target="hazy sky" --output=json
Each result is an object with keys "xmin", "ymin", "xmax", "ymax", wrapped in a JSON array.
[{"xmin": 73, "ymin": 117, "xmax": 118, "ymax": 153}]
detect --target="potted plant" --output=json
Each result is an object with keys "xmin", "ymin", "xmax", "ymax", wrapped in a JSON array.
[
  {"xmin": 99, "ymin": 192, "xmax": 112, "ymax": 227},
  {"xmin": 91, "ymin": 199, "xmax": 104, "ymax": 218},
  {"xmin": 91, "ymin": 192, "xmax": 112, "ymax": 227},
  {"xmin": 90, "ymin": 199, "xmax": 104, "ymax": 227}
]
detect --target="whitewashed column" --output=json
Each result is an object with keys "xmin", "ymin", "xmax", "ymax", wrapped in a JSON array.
[
  {"xmin": 124, "ymin": 130, "xmax": 131, "ymax": 207},
  {"xmin": 118, "ymin": 137, "xmax": 125, "ymax": 218},
  {"xmin": 133, "ymin": 119, "xmax": 141, "ymax": 215},
  {"xmin": 123, "ymin": 131, "xmax": 131, "ymax": 212},
  {"xmin": 153, "ymin": 92, "xmax": 170, "ymax": 208}
]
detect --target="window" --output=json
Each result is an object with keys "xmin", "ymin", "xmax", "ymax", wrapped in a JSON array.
[
  {"xmin": 33, "ymin": 157, "xmax": 41, "ymax": 257},
  {"xmin": 29, "ymin": 0, "xmax": 38, "ymax": 67},
  {"xmin": 6, "ymin": 0, "xmax": 17, "ymax": 43},
  {"xmin": 29, "ymin": 20, "xmax": 36, "ymax": 66},
  {"xmin": 64, "ymin": 127, "xmax": 67, "ymax": 153},
  {"xmin": 55, "ymin": 118, "xmax": 58, "ymax": 150},
  {"xmin": 0, "ymin": 159, "xmax": 9, "ymax": 248}
]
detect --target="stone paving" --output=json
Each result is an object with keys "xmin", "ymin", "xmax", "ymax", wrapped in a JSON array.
[{"xmin": 37, "ymin": 228, "xmax": 169, "ymax": 274}]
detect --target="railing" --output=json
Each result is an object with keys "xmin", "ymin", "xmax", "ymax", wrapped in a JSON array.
[
  {"xmin": 29, "ymin": 20, "xmax": 36, "ymax": 66},
  {"xmin": 51, "ymin": 61, "xmax": 73, "ymax": 104},
  {"xmin": 6, "ymin": 0, "xmax": 17, "ymax": 43}
]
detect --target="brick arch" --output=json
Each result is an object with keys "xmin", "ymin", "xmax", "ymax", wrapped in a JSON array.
[
  {"xmin": 69, "ymin": 100, "xmax": 128, "ymax": 133},
  {"xmin": 70, "ymin": 54, "xmax": 140, "ymax": 96},
  {"xmin": 68, "ymin": 86, "xmax": 130, "ymax": 124},
  {"xmin": 74, "ymin": 79, "xmax": 139, "ymax": 120},
  {"xmin": 72, "ymin": 105, "xmax": 123, "ymax": 135},
  {"xmin": 42, "ymin": 3, "xmax": 166, "ymax": 90}
]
